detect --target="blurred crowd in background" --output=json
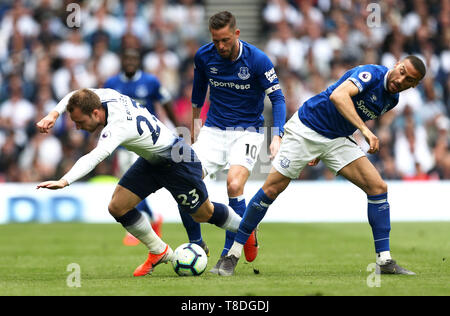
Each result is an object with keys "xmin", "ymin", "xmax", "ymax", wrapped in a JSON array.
[{"xmin": 0, "ymin": 0, "xmax": 448, "ymax": 184}]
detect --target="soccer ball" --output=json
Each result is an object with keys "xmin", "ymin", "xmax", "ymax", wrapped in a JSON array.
[{"xmin": 171, "ymin": 243, "xmax": 208, "ymax": 276}]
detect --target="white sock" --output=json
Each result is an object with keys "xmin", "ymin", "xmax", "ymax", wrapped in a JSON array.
[
  {"xmin": 125, "ymin": 213, "xmax": 166, "ymax": 254},
  {"xmin": 376, "ymin": 251, "xmax": 392, "ymax": 265},
  {"xmin": 228, "ymin": 242, "xmax": 244, "ymax": 258},
  {"xmin": 221, "ymin": 205, "xmax": 242, "ymax": 232}
]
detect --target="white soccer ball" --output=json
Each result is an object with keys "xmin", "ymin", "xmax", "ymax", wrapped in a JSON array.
[{"xmin": 171, "ymin": 243, "xmax": 208, "ymax": 276}]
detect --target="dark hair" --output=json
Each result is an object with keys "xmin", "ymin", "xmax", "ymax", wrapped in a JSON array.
[
  {"xmin": 404, "ymin": 55, "xmax": 426, "ymax": 80},
  {"xmin": 209, "ymin": 11, "xmax": 236, "ymax": 31},
  {"xmin": 67, "ymin": 89, "xmax": 101, "ymax": 115}
]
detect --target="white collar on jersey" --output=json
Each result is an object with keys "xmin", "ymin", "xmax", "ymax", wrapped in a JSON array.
[
  {"xmin": 383, "ymin": 70, "xmax": 390, "ymax": 91},
  {"xmin": 234, "ymin": 40, "xmax": 243, "ymax": 62},
  {"xmin": 119, "ymin": 70, "xmax": 143, "ymax": 82}
]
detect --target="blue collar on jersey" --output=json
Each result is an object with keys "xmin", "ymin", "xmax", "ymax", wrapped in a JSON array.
[
  {"xmin": 101, "ymin": 101, "xmax": 109, "ymax": 126},
  {"xmin": 119, "ymin": 70, "xmax": 143, "ymax": 82}
]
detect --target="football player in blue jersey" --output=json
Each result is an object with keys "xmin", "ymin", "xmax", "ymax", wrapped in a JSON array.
[
  {"xmin": 104, "ymin": 48, "xmax": 178, "ymax": 246},
  {"xmin": 219, "ymin": 55, "xmax": 426, "ymax": 276},
  {"xmin": 180, "ymin": 11, "xmax": 287, "ymax": 274}
]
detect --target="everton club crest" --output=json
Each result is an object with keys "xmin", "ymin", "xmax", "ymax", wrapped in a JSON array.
[
  {"xmin": 238, "ymin": 67, "xmax": 250, "ymax": 80},
  {"xmin": 280, "ymin": 156, "xmax": 290, "ymax": 169}
]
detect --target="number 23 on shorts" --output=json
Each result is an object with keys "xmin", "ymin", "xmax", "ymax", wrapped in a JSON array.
[{"xmin": 177, "ymin": 189, "xmax": 200, "ymax": 209}]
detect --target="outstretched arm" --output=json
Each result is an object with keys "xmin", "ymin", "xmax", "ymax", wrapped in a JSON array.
[
  {"xmin": 36, "ymin": 128, "xmax": 121, "ymax": 190},
  {"xmin": 36, "ymin": 110, "xmax": 60, "ymax": 134},
  {"xmin": 36, "ymin": 90, "xmax": 76, "ymax": 133},
  {"xmin": 329, "ymin": 80, "xmax": 379, "ymax": 154},
  {"xmin": 36, "ymin": 179, "xmax": 68, "ymax": 190}
]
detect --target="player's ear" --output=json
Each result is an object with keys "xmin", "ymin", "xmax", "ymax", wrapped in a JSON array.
[
  {"xmin": 92, "ymin": 108, "xmax": 100, "ymax": 119},
  {"xmin": 235, "ymin": 28, "xmax": 240, "ymax": 38}
]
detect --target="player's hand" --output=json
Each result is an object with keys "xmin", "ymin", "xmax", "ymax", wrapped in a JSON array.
[
  {"xmin": 269, "ymin": 136, "xmax": 282, "ymax": 160},
  {"xmin": 360, "ymin": 128, "xmax": 379, "ymax": 154},
  {"xmin": 191, "ymin": 118, "xmax": 203, "ymax": 145},
  {"xmin": 36, "ymin": 111, "xmax": 59, "ymax": 134},
  {"xmin": 36, "ymin": 179, "xmax": 68, "ymax": 190},
  {"xmin": 308, "ymin": 158, "xmax": 320, "ymax": 166}
]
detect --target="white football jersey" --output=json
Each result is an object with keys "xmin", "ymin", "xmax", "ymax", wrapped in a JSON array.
[{"xmin": 54, "ymin": 88, "xmax": 178, "ymax": 184}]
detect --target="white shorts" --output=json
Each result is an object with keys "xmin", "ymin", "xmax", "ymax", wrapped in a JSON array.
[
  {"xmin": 192, "ymin": 126, "xmax": 265, "ymax": 177},
  {"xmin": 273, "ymin": 114, "xmax": 365, "ymax": 179}
]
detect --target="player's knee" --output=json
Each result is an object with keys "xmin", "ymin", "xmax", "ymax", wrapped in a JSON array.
[
  {"xmin": 227, "ymin": 179, "xmax": 244, "ymax": 197},
  {"xmin": 368, "ymin": 181, "xmax": 388, "ymax": 196},
  {"xmin": 108, "ymin": 200, "xmax": 124, "ymax": 218}
]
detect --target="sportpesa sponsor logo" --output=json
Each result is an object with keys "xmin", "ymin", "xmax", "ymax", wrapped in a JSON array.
[
  {"xmin": 209, "ymin": 79, "xmax": 251, "ymax": 90},
  {"xmin": 356, "ymin": 100, "xmax": 377, "ymax": 120}
]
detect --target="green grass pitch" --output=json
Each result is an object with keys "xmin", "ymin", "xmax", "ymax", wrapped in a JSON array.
[{"xmin": 0, "ymin": 222, "xmax": 448, "ymax": 296}]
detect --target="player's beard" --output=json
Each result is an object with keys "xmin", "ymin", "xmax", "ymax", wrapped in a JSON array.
[
  {"xmin": 124, "ymin": 70, "xmax": 136, "ymax": 79},
  {"xmin": 386, "ymin": 71, "xmax": 400, "ymax": 94},
  {"xmin": 387, "ymin": 78, "xmax": 401, "ymax": 94},
  {"xmin": 219, "ymin": 41, "xmax": 238, "ymax": 60},
  {"xmin": 218, "ymin": 49, "xmax": 232, "ymax": 60}
]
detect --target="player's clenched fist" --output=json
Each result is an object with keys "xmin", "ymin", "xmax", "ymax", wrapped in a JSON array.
[{"xmin": 36, "ymin": 110, "xmax": 59, "ymax": 133}]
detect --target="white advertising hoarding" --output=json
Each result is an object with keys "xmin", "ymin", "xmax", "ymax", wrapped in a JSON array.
[{"xmin": 0, "ymin": 181, "xmax": 449, "ymax": 223}]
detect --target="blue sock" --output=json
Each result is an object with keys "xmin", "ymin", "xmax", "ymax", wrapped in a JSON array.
[
  {"xmin": 136, "ymin": 200, "xmax": 153, "ymax": 220},
  {"xmin": 178, "ymin": 208, "xmax": 203, "ymax": 245},
  {"xmin": 367, "ymin": 192, "xmax": 391, "ymax": 253},
  {"xmin": 234, "ymin": 188, "xmax": 273, "ymax": 245},
  {"xmin": 207, "ymin": 202, "xmax": 229, "ymax": 227},
  {"xmin": 221, "ymin": 197, "xmax": 246, "ymax": 257}
]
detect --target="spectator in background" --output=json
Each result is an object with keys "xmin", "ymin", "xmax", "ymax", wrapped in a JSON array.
[
  {"xmin": 57, "ymin": 29, "xmax": 91, "ymax": 64},
  {"xmin": 0, "ymin": 73, "xmax": 35, "ymax": 148},
  {"xmin": 120, "ymin": 0, "xmax": 149, "ymax": 44},
  {"xmin": 0, "ymin": 130, "xmax": 21, "ymax": 182},
  {"xmin": 0, "ymin": 0, "xmax": 39, "ymax": 61},
  {"xmin": 82, "ymin": 0, "xmax": 122, "ymax": 46},
  {"xmin": 143, "ymin": 37, "xmax": 180, "ymax": 96},
  {"xmin": 0, "ymin": 0, "xmax": 448, "ymax": 183},
  {"xmin": 168, "ymin": 0, "xmax": 206, "ymax": 43},
  {"xmin": 89, "ymin": 32, "xmax": 120, "ymax": 86},
  {"xmin": 52, "ymin": 52, "xmax": 97, "ymax": 100},
  {"xmin": 263, "ymin": 0, "xmax": 303, "ymax": 29},
  {"xmin": 18, "ymin": 126, "xmax": 63, "ymax": 182},
  {"xmin": 393, "ymin": 106, "xmax": 435, "ymax": 179},
  {"xmin": 265, "ymin": 21, "xmax": 308, "ymax": 74},
  {"xmin": 145, "ymin": 0, "xmax": 178, "ymax": 49}
]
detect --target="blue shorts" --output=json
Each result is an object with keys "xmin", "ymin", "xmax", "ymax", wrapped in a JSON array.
[{"xmin": 118, "ymin": 145, "xmax": 208, "ymax": 214}]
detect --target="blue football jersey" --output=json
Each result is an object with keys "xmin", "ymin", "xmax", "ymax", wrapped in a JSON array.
[
  {"xmin": 298, "ymin": 64, "xmax": 399, "ymax": 139},
  {"xmin": 104, "ymin": 70, "xmax": 171, "ymax": 116},
  {"xmin": 192, "ymin": 40, "xmax": 282, "ymax": 130}
]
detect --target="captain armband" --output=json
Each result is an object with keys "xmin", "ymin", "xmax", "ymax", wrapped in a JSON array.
[{"xmin": 265, "ymin": 84, "xmax": 281, "ymax": 95}]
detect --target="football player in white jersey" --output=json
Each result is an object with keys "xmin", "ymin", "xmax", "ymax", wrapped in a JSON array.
[{"xmin": 36, "ymin": 88, "xmax": 243, "ymax": 277}]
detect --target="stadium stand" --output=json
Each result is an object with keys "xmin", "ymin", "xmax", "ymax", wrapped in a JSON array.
[{"xmin": 0, "ymin": 0, "xmax": 448, "ymax": 183}]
